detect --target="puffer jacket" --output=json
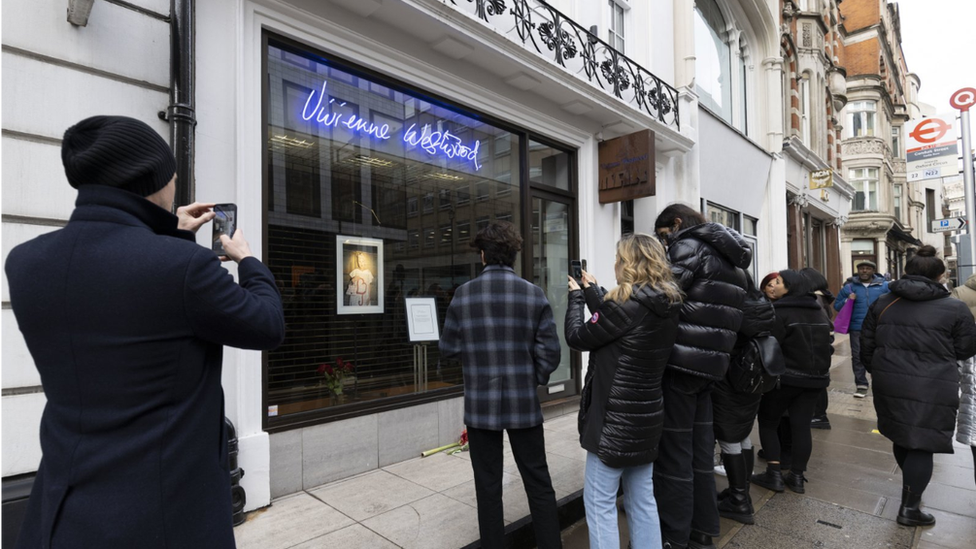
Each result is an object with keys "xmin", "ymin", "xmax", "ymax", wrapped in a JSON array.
[
  {"xmin": 666, "ymin": 222, "xmax": 751, "ymax": 380},
  {"xmin": 861, "ymin": 275, "xmax": 976, "ymax": 453},
  {"xmin": 713, "ymin": 295, "xmax": 776, "ymax": 442},
  {"xmin": 772, "ymin": 294, "xmax": 833, "ymax": 389},
  {"xmin": 951, "ymin": 273, "xmax": 976, "ymax": 319},
  {"xmin": 567, "ymin": 283, "xmax": 681, "ymax": 468},
  {"xmin": 833, "ymin": 275, "xmax": 889, "ymax": 331},
  {"xmin": 959, "ymin": 356, "xmax": 976, "ymax": 447}
]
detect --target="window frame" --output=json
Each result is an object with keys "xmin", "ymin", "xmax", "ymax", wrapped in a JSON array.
[
  {"xmin": 849, "ymin": 167, "xmax": 879, "ymax": 211},
  {"xmin": 847, "ymin": 100, "xmax": 876, "ymax": 138}
]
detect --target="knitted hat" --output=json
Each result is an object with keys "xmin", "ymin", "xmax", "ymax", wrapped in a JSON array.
[
  {"xmin": 855, "ymin": 259, "xmax": 877, "ymax": 270},
  {"xmin": 61, "ymin": 115, "xmax": 176, "ymax": 197}
]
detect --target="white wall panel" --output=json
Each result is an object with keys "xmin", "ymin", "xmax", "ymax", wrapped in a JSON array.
[
  {"xmin": 2, "ymin": 1, "xmax": 169, "ymax": 88},
  {"xmin": 2, "ymin": 222, "xmax": 61, "ymax": 302},
  {"xmin": 1, "ymin": 137, "xmax": 77, "ymax": 220},
  {"xmin": 2, "ymin": 309, "xmax": 40, "ymax": 389},
  {"xmin": 1, "ymin": 393, "xmax": 46, "ymax": 476},
  {"xmin": 1, "ymin": 53, "xmax": 169, "ymax": 140}
]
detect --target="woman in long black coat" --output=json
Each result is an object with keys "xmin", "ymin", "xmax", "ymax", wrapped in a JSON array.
[{"xmin": 860, "ymin": 245, "xmax": 976, "ymax": 526}]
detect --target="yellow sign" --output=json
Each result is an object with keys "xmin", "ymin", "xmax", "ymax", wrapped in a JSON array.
[{"xmin": 810, "ymin": 169, "xmax": 833, "ymax": 189}]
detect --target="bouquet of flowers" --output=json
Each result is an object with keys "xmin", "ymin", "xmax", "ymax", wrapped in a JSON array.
[
  {"xmin": 317, "ymin": 357, "xmax": 354, "ymax": 395},
  {"xmin": 421, "ymin": 429, "xmax": 469, "ymax": 457}
]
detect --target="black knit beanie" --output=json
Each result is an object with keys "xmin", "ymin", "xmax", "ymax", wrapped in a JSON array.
[{"xmin": 61, "ymin": 115, "xmax": 176, "ymax": 197}]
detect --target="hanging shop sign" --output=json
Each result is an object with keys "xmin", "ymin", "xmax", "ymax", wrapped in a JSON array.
[
  {"xmin": 809, "ymin": 169, "xmax": 833, "ymax": 189},
  {"xmin": 907, "ymin": 115, "xmax": 958, "ymax": 182},
  {"xmin": 598, "ymin": 129, "xmax": 655, "ymax": 204}
]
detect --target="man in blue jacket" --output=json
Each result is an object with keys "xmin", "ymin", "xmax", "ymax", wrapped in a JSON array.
[
  {"xmin": 834, "ymin": 259, "xmax": 889, "ymax": 397},
  {"xmin": 6, "ymin": 115, "xmax": 285, "ymax": 548}
]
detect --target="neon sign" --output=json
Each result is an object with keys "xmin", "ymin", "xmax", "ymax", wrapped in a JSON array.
[{"xmin": 301, "ymin": 80, "xmax": 482, "ymax": 171}]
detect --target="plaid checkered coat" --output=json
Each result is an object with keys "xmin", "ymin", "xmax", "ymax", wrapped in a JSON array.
[{"xmin": 440, "ymin": 265, "xmax": 561, "ymax": 430}]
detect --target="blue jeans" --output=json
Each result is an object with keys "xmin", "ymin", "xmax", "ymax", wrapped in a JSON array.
[
  {"xmin": 585, "ymin": 452, "xmax": 662, "ymax": 549},
  {"xmin": 850, "ymin": 330, "xmax": 869, "ymax": 387}
]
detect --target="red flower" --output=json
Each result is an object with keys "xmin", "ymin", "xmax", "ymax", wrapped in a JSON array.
[
  {"xmin": 316, "ymin": 364, "xmax": 327, "ymax": 375},
  {"xmin": 459, "ymin": 429, "xmax": 468, "ymax": 445},
  {"xmin": 336, "ymin": 357, "xmax": 344, "ymax": 367},
  {"xmin": 343, "ymin": 361, "xmax": 354, "ymax": 372},
  {"xmin": 324, "ymin": 363, "xmax": 334, "ymax": 375}
]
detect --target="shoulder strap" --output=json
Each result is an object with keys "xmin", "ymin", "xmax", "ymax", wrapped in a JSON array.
[{"xmin": 878, "ymin": 297, "xmax": 902, "ymax": 321}]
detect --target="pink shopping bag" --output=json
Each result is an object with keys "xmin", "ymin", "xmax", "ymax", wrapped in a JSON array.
[{"xmin": 833, "ymin": 286, "xmax": 854, "ymax": 334}]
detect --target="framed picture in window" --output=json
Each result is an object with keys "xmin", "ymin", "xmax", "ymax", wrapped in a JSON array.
[{"xmin": 336, "ymin": 235, "xmax": 384, "ymax": 315}]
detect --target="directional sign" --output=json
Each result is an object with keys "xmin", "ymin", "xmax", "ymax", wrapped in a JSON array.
[
  {"xmin": 932, "ymin": 217, "xmax": 968, "ymax": 233},
  {"xmin": 907, "ymin": 115, "xmax": 958, "ymax": 181}
]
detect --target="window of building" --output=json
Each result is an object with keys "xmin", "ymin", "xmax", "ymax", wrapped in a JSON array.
[
  {"xmin": 847, "ymin": 100, "xmax": 876, "ymax": 137},
  {"xmin": 891, "ymin": 126, "xmax": 901, "ymax": 158},
  {"xmin": 706, "ymin": 202, "xmax": 740, "ymax": 231},
  {"xmin": 894, "ymin": 184, "xmax": 903, "ymax": 221},
  {"xmin": 608, "ymin": 1, "xmax": 626, "ymax": 52},
  {"xmin": 927, "ymin": 188, "xmax": 936, "ymax": 230},
  {"xmin": 694, "ymin": 0, "xmax": 733, "ymax": 124},
  {"xmin": 849, "ymin": 167, "xmax": 878, "ymax": 211},
  {"xmin": 801, "ymin": 77, "xmax": 811, "ymax": 145}
]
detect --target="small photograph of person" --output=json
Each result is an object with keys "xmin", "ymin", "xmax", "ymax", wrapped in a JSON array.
[{"xmin": 344, "ymin": 249, "xmax": 378, "ymax": 307}]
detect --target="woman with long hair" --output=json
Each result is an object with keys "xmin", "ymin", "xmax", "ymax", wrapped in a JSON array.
[
  {"xmin": 751, "ymin": 270, "xmax": 832, "ymax": 494},
  {"xmin": 861, "ymin": 245, "xmax": 976, "ymax": 526},
  {"xmin": 566, "ymin": 233, "xmax": 683, "ymax": 549}
]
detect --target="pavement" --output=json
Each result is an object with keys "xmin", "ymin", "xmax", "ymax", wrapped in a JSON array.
[{"xmin": 235, "ymin": 334, "xmax": 976, "ymax": 548}]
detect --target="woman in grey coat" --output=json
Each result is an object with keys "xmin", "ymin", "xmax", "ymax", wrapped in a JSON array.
[{"xmin": 959, "ymin": 356, "xmax": 976, "ymax": 485}]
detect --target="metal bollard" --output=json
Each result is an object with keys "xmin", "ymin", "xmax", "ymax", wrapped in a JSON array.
[{"xmin": 225, "ymin": 417, "xmax": 247, "ymax": 526}]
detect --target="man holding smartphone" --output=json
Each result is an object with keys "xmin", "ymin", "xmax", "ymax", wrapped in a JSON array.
[{"xmin": 5, "ymin": 115, "xmax": 285, "ymax": 549}]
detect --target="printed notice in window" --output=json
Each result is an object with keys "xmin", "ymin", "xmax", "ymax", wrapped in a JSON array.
[{"xmin": 406, "ymin": 297, "xmax": 440, "ymax": 342}]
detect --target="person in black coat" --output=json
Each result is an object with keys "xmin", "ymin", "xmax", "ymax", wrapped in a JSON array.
[
  {"xmin": 653, "ymin": 204, "xmax": 751, "ymax": 549},
  {"xmin": 751, "ymin": 269, "xmax": 832, "ymax": 495},
  {"xmin": 4, "ymin": 116, "xmax": 285, "ymax": 549},
  {"xmin": 860, "ymin": 245, "xmax": 976, "ymax": 527},
  {"xmin": 566, "ymin": 233, "xmax": 682, "ymax": 549},
  {"xmin": 711, "ymin": 274, "xmax": 776, "ymax": 525}
]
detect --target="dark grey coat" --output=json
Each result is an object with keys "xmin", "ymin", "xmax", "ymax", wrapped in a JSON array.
[{"xmin": 5, "ymin": 186, "xmax": 285, "ymax": 549}]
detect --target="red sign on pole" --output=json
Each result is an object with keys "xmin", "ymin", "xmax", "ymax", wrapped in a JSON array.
[{"xmin": 951, "ymin": 88, "xmax": 976, "ymax": 112}]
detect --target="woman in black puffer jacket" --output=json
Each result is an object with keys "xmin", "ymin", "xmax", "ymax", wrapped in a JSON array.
[
  {"xmin": 751, "ymin": 269, "xmax": 832, "ymax": 495},
  {"xmin": 711, "ymin": 274, "xmax": 776, "ymax": 525},
  {"xmin": 860, "ymin": 245, "xmax": 976, "ymax": 527},
  {"xmin": 566, "ymin": 233, "xmax": 682, "ymax": 549}
]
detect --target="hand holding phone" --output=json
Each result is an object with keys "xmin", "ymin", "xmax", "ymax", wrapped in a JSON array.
[
  {"xmin": 212, "ymin": 204, "xmax": 238, "ymax": 256},
  {"xmin": 570, "ymin": 260, "xmax": 583, "ymax": 283}
]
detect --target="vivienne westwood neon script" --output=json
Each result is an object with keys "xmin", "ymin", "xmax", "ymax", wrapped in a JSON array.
[{"xmin": 301, "ymin": 81, "xmax": 482, "ymax": 171}]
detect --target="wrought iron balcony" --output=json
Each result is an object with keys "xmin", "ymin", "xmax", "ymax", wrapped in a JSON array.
[{"xmin": 444, "ymin": 0, "xmax": 680, "ymax": 129}]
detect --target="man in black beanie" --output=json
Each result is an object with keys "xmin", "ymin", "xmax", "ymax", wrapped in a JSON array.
[{"xmin": 5, "ymin": 115, "xmax": 285, "ymax": 549}]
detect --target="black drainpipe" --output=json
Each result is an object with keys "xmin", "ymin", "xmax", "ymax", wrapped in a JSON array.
[{"xmin": 162, "ymin": 0, "xmax": 196, "ymax": 207}]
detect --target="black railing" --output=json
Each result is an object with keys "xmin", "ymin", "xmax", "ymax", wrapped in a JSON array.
[{"xmin": 446, "ymin": 0, "xmax": 679, "ymax": 129}]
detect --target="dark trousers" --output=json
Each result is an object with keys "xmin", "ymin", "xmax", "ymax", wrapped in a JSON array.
[
  {"xmin": 850, "ymin": 330, "xmax": 869, "ymax": 387},
  {"xmin": 758, "ymin": 385, "xmax": 819, "ymax": 472},
  {"xmin": 813, "ymin": 388, "xmax": 828, "ymax": 420},
  {"xmin": 467, "ymin": 425, "xmax": 561, "ymax": 549},
  {"xmin": 893, "ymin": 443, "xmax": 934, "ymax": 495},
  {"xmin": 654, "ymin": 371, "xmax": 720, "ymax": 545}
]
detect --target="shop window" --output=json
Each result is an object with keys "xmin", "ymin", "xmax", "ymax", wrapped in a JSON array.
[
  {"xmin": 529, "ymin": 140, "xmax": 571, "ymax": 191},
  {"xmin": 265, "ymin": 39, "xmax": 528, "ymax": 426},
  {"xmin": 849, "ymin": 167, "xmax": 878, "ymax": 211},
  {"xmin": 706, "ymin": 202, "xmax": 740, "ymax": 231},
  {"xmin": 847, "ymin": 101, "xmax": 876, "ymax": 137},
  {"xmin": 743, "ymin": 215, "xmax": 757, "ymax": 236}
]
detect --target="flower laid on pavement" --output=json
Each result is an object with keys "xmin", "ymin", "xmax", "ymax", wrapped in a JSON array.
[{"xmin": 421, "ymin": 429, "xmax": 469, "ymax": 457}]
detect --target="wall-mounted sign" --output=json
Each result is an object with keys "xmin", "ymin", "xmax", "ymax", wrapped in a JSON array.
[
  {"xmin": 809, "ymin": 169, "xmax": 833, "ymax": 189},
  {"xmin": 598, "ymin": 129, "xmax": 655, "ymax": 204},
  {"xmin": 907, "ymin": 115, "xmax": 958, "ymax": 182}
]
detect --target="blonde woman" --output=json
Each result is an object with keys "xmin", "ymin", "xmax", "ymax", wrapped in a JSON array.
[{"xmin": 566, "ymin": 233, "xmax": 683, "ymax": 549}]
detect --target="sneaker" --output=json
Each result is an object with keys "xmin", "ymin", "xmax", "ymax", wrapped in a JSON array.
[
  {"xmin": 810, "ymin": 417, "xmax": 832, "ymax": 430},
  {"xmin": 714, "ymin": 464, "xmax": 727, "ymax": 476},
  {"xmin": 854, "ymin": 386, "xmax": 868, "ymax": 398}
]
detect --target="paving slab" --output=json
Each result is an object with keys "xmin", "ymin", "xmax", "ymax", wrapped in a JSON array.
[
  {"xmin": 233, "ymin": 492, "xmax": 354, "ymax": 549},
  {"xmin": 308, "ymin": 469, "xmax": 434, "ymax": 522},
  {"xmin": 361, "ymin": 493, "xmax": 481, "ymax": 549},
  {"xmin": 914, "ymin": 507, "xmax": 976, "ymax": 549},
  {"xmin": 383, "ymin": 452, "xmax": 475, "ymax": 493},
  {"xmin": 290, "ymin": 524, "xmax": 400, "ymax": 548}
]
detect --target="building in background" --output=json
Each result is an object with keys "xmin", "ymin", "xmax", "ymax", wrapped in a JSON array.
[{"xmin": 780, "ymin": 0, "xmax": 854, "ymax": 292}]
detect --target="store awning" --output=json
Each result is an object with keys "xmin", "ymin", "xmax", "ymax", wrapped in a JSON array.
[{"xmin": 889, "ymin": 225, "xmax": 922, "ymax": 246}]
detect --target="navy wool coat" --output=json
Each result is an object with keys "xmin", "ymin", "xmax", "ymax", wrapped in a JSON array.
[
  {"xmin": 439, "ymin": 265, "xmax": 561, "ymax": 430},
  {"xmin": 5, "ymin": 186, "xmax": 285, "ymax": 549}
]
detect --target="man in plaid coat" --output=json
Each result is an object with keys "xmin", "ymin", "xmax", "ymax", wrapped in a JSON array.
[{"xmin": 440, "ymin": 221, "xmax": 562, "ymax": 549}]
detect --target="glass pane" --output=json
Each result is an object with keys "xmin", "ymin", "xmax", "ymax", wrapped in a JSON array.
[
  {"xmin": 529, "ymin": 140, "xmax": 571, "ymax": 191},
  {"xmin": 266, "ymin": 41, "xmax": 521, "ymax": 418},
  {"xmin": 694, "ymin": 0, "xmax": 733, "ymax": 123},
  {"xmin": 532, "ymin": 197, "xmax": 572, "ymax": 385}
]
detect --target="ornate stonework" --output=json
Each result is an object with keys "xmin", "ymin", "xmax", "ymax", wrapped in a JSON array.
[
  {"xmin": 842, "ymin": 138, "xmax": 886, "ymax": 156},
  {"xmin": 803, "ymin": 23, "xmax": 812, "ymax": 48}
]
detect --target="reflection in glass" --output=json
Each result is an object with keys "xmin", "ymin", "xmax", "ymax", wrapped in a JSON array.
[{"xmin": 532, "ymin": 197, "xmax": 572, "ymax": 385}]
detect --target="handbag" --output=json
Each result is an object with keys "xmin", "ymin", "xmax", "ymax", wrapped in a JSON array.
[
  {"xmin": 833, "ymin": 285, "xmax": 855, "ymax": 334},
  {"xmin": 728, "ymin": 334, "xmax": 785, "ymax": 394}
]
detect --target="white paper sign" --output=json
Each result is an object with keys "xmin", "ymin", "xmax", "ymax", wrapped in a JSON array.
[{"xmin": 405, "ymin": 297, "xmax": 440, "ymax": 342}]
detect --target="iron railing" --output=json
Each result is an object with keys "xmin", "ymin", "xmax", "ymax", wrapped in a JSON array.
[{"xmin": 445, "ymin": 0, "xmax": 680, "ymax": 129}]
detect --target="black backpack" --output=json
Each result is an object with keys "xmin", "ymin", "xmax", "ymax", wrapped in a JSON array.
[{"xmin": 727, "ymin": 334, "xmax": 785, "ymax": 394}]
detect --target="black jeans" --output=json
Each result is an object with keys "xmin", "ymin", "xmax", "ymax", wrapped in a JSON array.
[
  {"xmin": 757, "ymin": 385, "xmax": 820, "ymax": 472},
  {"xmin": 654, "ymin": 371, "xmax": 720, "ymax": 545},
  {"xmin": 850, "ymin": 330, "xmax": 869, "ymax": 388},
  {"xmin": 467, "ymin": 425, "xmax": 561, "ymax": 549}
]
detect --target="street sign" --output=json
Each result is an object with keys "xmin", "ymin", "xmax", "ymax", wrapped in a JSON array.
[
  {"xmin": 932, "ymin": 217, "xmax": 968, "ymax": 233},
  {"xmin": 907, "ymin": 115, "xmax": 958, "ymax": 181},
  {"xmin": 951, "ymin": 88, "xmax": 976, "ymax": 112}
]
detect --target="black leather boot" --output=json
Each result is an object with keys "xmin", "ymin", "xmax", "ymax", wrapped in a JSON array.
[
  {"xmin": 897, "ymin": 486, "xmax": 936, "ymax": 527},
  {"xmin": 718, "ymin": 453, "xmax": 755, "ymax": 524},
  {"xmin": 688, "ymin": 531, "xmax": 716, "ymax": 549},
  {"xmin": 751, "ymin": 464, "xmax": 785, "ymax": 492},
  {"xmin": 784, "ymin": 470, "xmax": 807, "ymax": 494},
  {"xmin": 744, "ymin": 447, "xmax": 755, "ymax": 477}
]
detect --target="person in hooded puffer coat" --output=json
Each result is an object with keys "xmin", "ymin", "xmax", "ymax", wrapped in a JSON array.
[
  {"xmin": 958, "ymin": 354, "xmax": 976, "ymax": 486},
  {"xmin": 653, "ymin": 204, "xmax": 751, "ymax": 549},
  {"xmin": 861, "ymin": 245, "xmax": 976, "ymax": 527},
  {"xmin": 951, "ymin": 273, "xmax": 976, "ymax": 318},
  {"xmin": 566, "ymin": 233, "xmax": 682, "ymax": 549}
]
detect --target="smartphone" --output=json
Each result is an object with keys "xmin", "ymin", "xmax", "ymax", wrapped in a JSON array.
[
  {"xmin": 212, "ymin": 203, "xmax": 238, "ymax": 256},
  {"xmin": 581, "ymin": 259, "xmax": 587, "ymax": 273},
  {"xmin": 570, "ymin": 259, "xmax": 583, "ymax": 282}
]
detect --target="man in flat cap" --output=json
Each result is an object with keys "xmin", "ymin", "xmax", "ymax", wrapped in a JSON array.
[
  {"xmin": 5, "ymin": 115, "xmax": 285, "ymax": 548},
  {"xmin": 834, "ymin": 259, "xmax": 889, "ymax": 398}
]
